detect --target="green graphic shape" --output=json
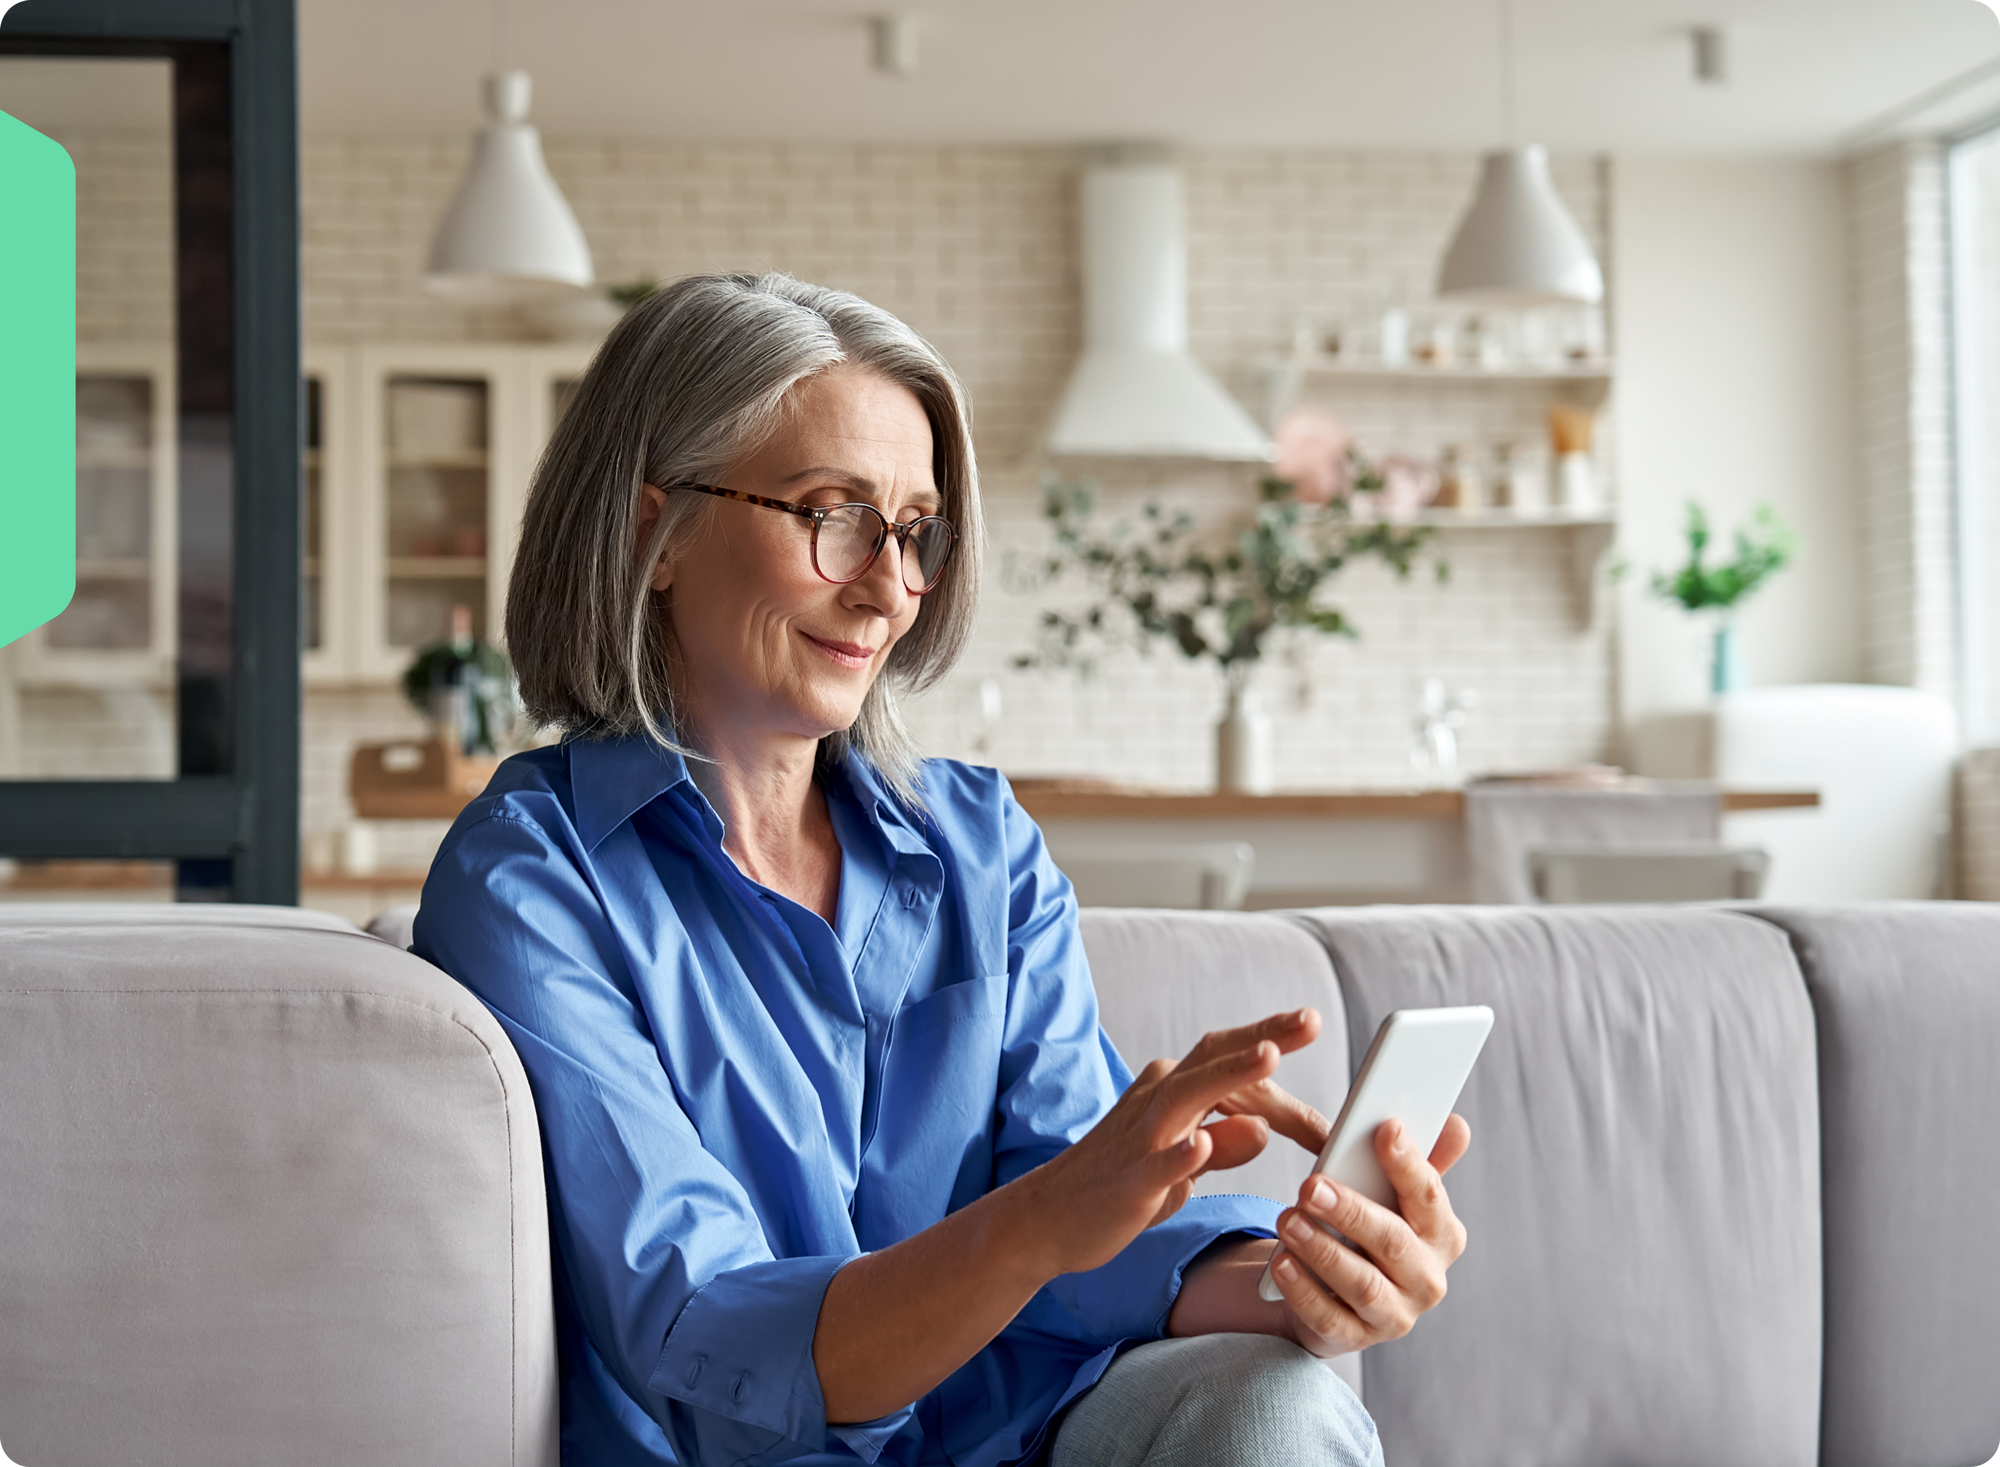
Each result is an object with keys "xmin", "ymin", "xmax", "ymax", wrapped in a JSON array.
[{"xmin": 0, "ymin": 108, "xmax": 75, "ymax": 649}]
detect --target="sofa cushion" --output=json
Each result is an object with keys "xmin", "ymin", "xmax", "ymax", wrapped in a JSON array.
[
  {"xmin": 1749, "ymin": 904, "xmax": 2000, "ymax": 1467},
  {"xmin": 1286, "ymin": 905, "xmax": 1822, "ymax": 1467},
  {"xmin": 0, "ymin": 904, "xmax": 557, "ymax": 1467}
]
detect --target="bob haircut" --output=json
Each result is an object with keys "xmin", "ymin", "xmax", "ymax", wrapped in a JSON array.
[{"xmin": 506, "ymin": 272, "xmax": 982, "ymax": 803}]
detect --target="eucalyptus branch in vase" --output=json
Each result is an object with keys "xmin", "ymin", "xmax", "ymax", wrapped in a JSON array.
[
  {"xmin": 1013, "ymin": 449, "xmax": 1442, "ymax": 792},
  {"xmin": 1646, "ymin": 500, "xmax": 1796, "ymax": 695}
]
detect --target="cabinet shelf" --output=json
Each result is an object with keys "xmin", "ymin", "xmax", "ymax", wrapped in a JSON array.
[
  {"xmin": 76, "ymin": 446, "xmax": 153, "ymax": 469},
  {"xmin": 1404, "ymin": 508, "xmax": 1615, "ymax": 528},
  {"xmin": 387, "ymin": 451, "xmax": 488, "ymax": 471},
  {"xmin": 387, "ymin": 556, "xmax": 487, "ymax": 578},
  {"xmin": 75, "ymin": 557, "xmax": 154, "ymax": 580}
]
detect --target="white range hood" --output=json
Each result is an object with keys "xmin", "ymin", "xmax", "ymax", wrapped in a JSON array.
[{"xmin": 1045, "ymin": 162, "xmax": 1274, "ymax": 462}]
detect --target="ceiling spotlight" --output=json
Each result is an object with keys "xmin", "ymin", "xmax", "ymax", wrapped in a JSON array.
[
  {"xmin": 871, "ymin": 14, "xmax": 919, "ymax": 77},
  {"xmin": 1691, "ymin": 26, "xmax": 1728, "ymax": 85}
]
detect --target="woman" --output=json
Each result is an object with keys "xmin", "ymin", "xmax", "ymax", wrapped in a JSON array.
[{"xmin": 414, "ymin": 273, "xmax": 1470, "ymax": 1467}]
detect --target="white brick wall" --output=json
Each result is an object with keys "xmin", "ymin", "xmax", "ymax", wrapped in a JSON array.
[
  {"xmin": 21, "ymin": 129, "xmax": 1622, "ymax": 858},
  {"xmin": 1846, "ymin": 140, "xmax": 1957, "ymax": 699},
  {"xmin": 62, "ymin": 128, "xmax": 174, "ymax": 346},
  {"xmin": 1957, "ymin": 747, "xmax": 2000, "ymax": 900}
]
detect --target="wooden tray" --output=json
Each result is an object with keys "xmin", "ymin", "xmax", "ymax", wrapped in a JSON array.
[{"xmin": 350, "ymin": 737, "xmax": 501, "ymax": 820}]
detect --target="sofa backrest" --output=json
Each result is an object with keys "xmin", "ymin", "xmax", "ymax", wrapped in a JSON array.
[
  {"xmin": 1755, "ymin": 904, "xmax": 2000, "ymax": 1467},
  {"xmin": 1288, "ymin": 904, "xmax": 1825, "ymax": 1467},
  {"xmin": 0, "ymin": 904, "xmax": 558, "ymax": 1467}
]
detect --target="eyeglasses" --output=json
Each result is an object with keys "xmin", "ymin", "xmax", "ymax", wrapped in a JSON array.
[{"xmin": 670, "ymin": 483, "xmax": 959, "ymax": 595}]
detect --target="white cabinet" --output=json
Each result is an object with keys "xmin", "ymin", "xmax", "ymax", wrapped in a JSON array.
[
  {"xmin": 314, "ymin": 341, "xmax": 597, "ymax": 684},
  {"xmin": 17, "ymin": 340, "xmax": 599, "ymax": 690},
  {"xmin": 15, "ymin": 344, "xmax": 178, "ymax": 687}
]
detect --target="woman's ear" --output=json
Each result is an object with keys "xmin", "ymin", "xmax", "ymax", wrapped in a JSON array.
[{"xmin": 637, "ymin": 482, "xmax": 674, "ymax": 592}]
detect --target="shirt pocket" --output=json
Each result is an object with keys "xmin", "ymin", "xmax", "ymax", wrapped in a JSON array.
[
  {"xmin": 855, "ymin": 971, "xmax": 1011, "ymax": 1244},
  {"xmin": 892, "ymin": 968, "xmax": 1009, "ymax": 1041}
]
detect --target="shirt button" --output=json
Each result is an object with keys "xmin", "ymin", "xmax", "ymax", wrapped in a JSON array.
[
  {"xmin": 685, "ymin": 1357, "xmax": 704, "ymax": 1388},
  {"xmin": 731, "ymin": 1371, "xmax": 751, "ymax": 1403},
  {"xmin": 903, "ymin": 885, "xmax": 925, "ymax": 908}
]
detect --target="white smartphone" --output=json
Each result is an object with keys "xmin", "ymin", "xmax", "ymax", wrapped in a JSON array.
[{"xmin": 1256, "ymin": 1005, "xmax": 1494, "ymax": 1304}]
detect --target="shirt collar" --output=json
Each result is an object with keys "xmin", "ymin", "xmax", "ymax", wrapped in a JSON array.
[
  {"xmin": 829, "ymin": 753, "xmax": 939, "ymax": 864},
  {"xmin": 566, "ymin": 733, "xmax": 697, "ymax": 853},
  {"xmin": 566, "ymin": 732, "xmax": 938, "ymax": 863}
]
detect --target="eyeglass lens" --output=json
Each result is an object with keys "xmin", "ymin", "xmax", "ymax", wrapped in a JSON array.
[{"xmin": 815, "ymin": 504, "xmax": 955, "ymax": 592}]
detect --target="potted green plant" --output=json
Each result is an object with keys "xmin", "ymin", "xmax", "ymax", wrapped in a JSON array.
[
  {"xmin": 1647, "ymin": 500, "xmax": 1796, "ymax": 694},
  {"xmin": 401, "ymin": 604, "xmax": 518, "ymax": 756},
  {"xmin": 1014, "ymin": 463, "xmax": 1438, "ymax": 792}
]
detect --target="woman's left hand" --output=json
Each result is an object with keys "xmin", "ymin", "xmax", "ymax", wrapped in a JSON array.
[{"xmin": 1265, "ymin": 1115, "xmax": 1472, "ymax": 1357}]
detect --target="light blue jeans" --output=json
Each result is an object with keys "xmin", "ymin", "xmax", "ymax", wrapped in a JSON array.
[{"xmin": 1049, "ymin": 1335, "xmax": 1383, "ymax": 1467}]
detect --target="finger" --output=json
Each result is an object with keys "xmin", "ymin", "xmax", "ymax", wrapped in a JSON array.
[
  {"xmin": 1277, "ymin": 1206, "xmax": 1412, "ymax": 1336},
  {"xmin": 1192, "ymin": 1113, "xmax": 1269, "ymax": 1175},
  {"xmin": 1142, "ymin": 1123, "xmax": 1215, "ymax": 1191},
  {"xmin": 1147, "ymin": 1176, "xmax": 1196, "ymax": 1229},
  {"xmin": 1216, "ymin": 1078, "xmax": 1332, "ymax": 1155},
  {"xmin": 1374, "ymin": 1122, "xmax": 1467, "ymax": 1256},
  {"xmin": 1430, "ymin": 1113, "xmax": 1471, "ymax": 1176},
  {"xmin": 1179, "ymin": 1009, "xmax": 1322, "ymax": 1069},
  {"xmin": 1299, "ymin": 1174, "xmax": 1447, "ymax": 1307},
  {"xmin": 1267, "ymin": 1247, "xmax": 1374, "ymax": 1353},
  {"xmin": 1147, "ymin": 1040, "xmax": 1281, "ymax": 1143}
]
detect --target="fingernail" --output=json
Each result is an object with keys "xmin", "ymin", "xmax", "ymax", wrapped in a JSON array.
[
  {"xmin": 1309, "ymin": 1177, "xmax": 1335, "ymax": 1209},
  {"xmin": 1390, "ymin": 1123, "xmax": 1410, "ymax": 1154},
  {"xmin": 1275, "ymin": 1256, "xmax": 1299, "ymax": 1282},
  {"xmin": 1283, "ymin": 1214, "xmax": 1314, "ymax": 1245},
  {"xmin": 1292, "ymin": 1008, "xmax": 1310, "ymax": 1024}
]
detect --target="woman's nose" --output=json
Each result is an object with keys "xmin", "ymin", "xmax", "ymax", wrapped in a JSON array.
[{"xmin": 847, "ymin": 532, "xmax": 912, "ymax": 615}]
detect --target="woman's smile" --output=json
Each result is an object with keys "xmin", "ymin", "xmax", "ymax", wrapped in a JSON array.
[{"xmin": 802, "ymin": 632, "xmax": 879, "ymax": 671}]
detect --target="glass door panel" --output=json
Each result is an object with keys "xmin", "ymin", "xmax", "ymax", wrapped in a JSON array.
[
  {"xmin": 384, "ymin": 375, "xmax": 490, "ymax": 648},
  {"xmin": 55, "ymin": 373, "xmax": 155, "ymax": 651},
  {"xmin": 0, "ymin": 56, "xmax": 178, "ymax": 780}
]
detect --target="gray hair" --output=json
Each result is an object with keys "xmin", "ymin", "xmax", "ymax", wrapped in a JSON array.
[{"xmin": 505, "ymin": 271, "xmax": 982, "ymax": 803}]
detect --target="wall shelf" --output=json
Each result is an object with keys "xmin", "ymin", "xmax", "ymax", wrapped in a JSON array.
[{"xmin": 1260, "ymin": 354, "xmax": 1613, "ymax": 385}]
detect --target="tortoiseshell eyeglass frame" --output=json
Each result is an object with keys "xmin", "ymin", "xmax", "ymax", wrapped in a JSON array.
[{"xmin": 668, "ymin": 482, "xmax": 959, "ymax": 594}]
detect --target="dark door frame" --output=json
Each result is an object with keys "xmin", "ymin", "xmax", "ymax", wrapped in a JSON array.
[{"xmin": 0, "ymin": 0, "xmax": 300, "ymax": 904}]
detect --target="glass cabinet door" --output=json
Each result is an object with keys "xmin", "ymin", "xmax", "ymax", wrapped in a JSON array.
[
  {"xmin": 383, "ymin": 374, "xmax": 491, "ymax": 650},
  {"xmin": 52, "ymin": 371, "xmax": 163, "ymax": 653}
]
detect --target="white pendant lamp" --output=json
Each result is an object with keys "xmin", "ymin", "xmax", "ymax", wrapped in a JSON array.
[
  {"xmin": 1436, "ymin": 0, "xmax": 1602, "ymax": 306},
  {"xmin": 425, "ymin": 70, "xmax": 593, "ymax": 302}
]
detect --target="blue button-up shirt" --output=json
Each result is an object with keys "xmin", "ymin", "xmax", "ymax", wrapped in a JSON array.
[{"xmin": 414, "ymin": 734, "xmax": 1279, "ymax": 1467}]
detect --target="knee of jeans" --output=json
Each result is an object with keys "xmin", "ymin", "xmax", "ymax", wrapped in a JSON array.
[{"xmin": 1169, "ymin": 1338, "xmax": 1377, "ymax": 1461}]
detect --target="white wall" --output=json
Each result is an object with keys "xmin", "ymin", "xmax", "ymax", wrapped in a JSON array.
[{"xmin": 1610, "ymin": 157, "xmax": 1861, "ymax": 733}]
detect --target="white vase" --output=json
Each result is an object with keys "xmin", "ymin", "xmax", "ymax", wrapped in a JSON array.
[{"xmin": 1216, "ymin": 681, "xmax": 1275, "ymax": 794}]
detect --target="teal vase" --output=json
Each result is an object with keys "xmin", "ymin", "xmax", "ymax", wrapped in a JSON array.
[{"xmin": 1710, "ymin": 621, "xmax": 1744, "ymax": 695}]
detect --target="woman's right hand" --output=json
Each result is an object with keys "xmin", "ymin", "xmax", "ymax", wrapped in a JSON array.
[{"xmin": 1013, "ymin": 1008, "xmax": 1324, "ymax": 1277}]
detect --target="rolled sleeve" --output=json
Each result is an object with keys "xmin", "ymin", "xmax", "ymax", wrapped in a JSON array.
[
  {"xmin": 1046, "ymin": 1194, "xmax": 1282, "ymax": 1341},
  {"xmin": 651, "ymin": 1254, "xmax": 915, "ymax": 1462}
]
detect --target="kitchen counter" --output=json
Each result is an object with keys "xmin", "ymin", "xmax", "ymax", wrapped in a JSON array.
[
  {"xmin": 1009, "ymin": 782, "xmax": 1818, "ymax": 821},
  {"xmin": 1009, "ymin": 779, "xmax": 1820, "ymax": 907}
]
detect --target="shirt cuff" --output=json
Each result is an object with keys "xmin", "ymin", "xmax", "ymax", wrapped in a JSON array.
[
  {"xmin": 1044, "ymin": 1193, "xmax": 1282, "ymax": 1342},
  {"xmin": 650, "ymin": 1253, "xmax": 915, "ymax": 1458}
]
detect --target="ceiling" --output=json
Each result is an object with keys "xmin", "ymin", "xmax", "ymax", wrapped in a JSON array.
[
  {"xmin": 2, "ymin": 2, "xmax": 1994, "ymax": 151},
  {"xmin": 290, "ymin": 0, "xmax": 2000, "ymax": 154}
]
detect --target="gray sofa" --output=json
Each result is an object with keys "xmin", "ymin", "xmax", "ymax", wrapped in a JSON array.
[{"xmin": 1, "ymin": 899, "xmax": 1996, "ymax": 1467}]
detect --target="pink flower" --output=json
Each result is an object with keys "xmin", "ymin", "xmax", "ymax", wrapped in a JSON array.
[
  {"xmin": 1274, "ymin": 408, "xmax": 1354, "ymax": 505},
  {"xmin": 1378, "ymin": 454, "xmax": 1440, "ymax": 522}
]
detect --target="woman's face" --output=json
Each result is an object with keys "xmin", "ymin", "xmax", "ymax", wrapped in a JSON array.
[{"xmin": 646, "ymin": 366, "xmax": 940, "ymax": 754}]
